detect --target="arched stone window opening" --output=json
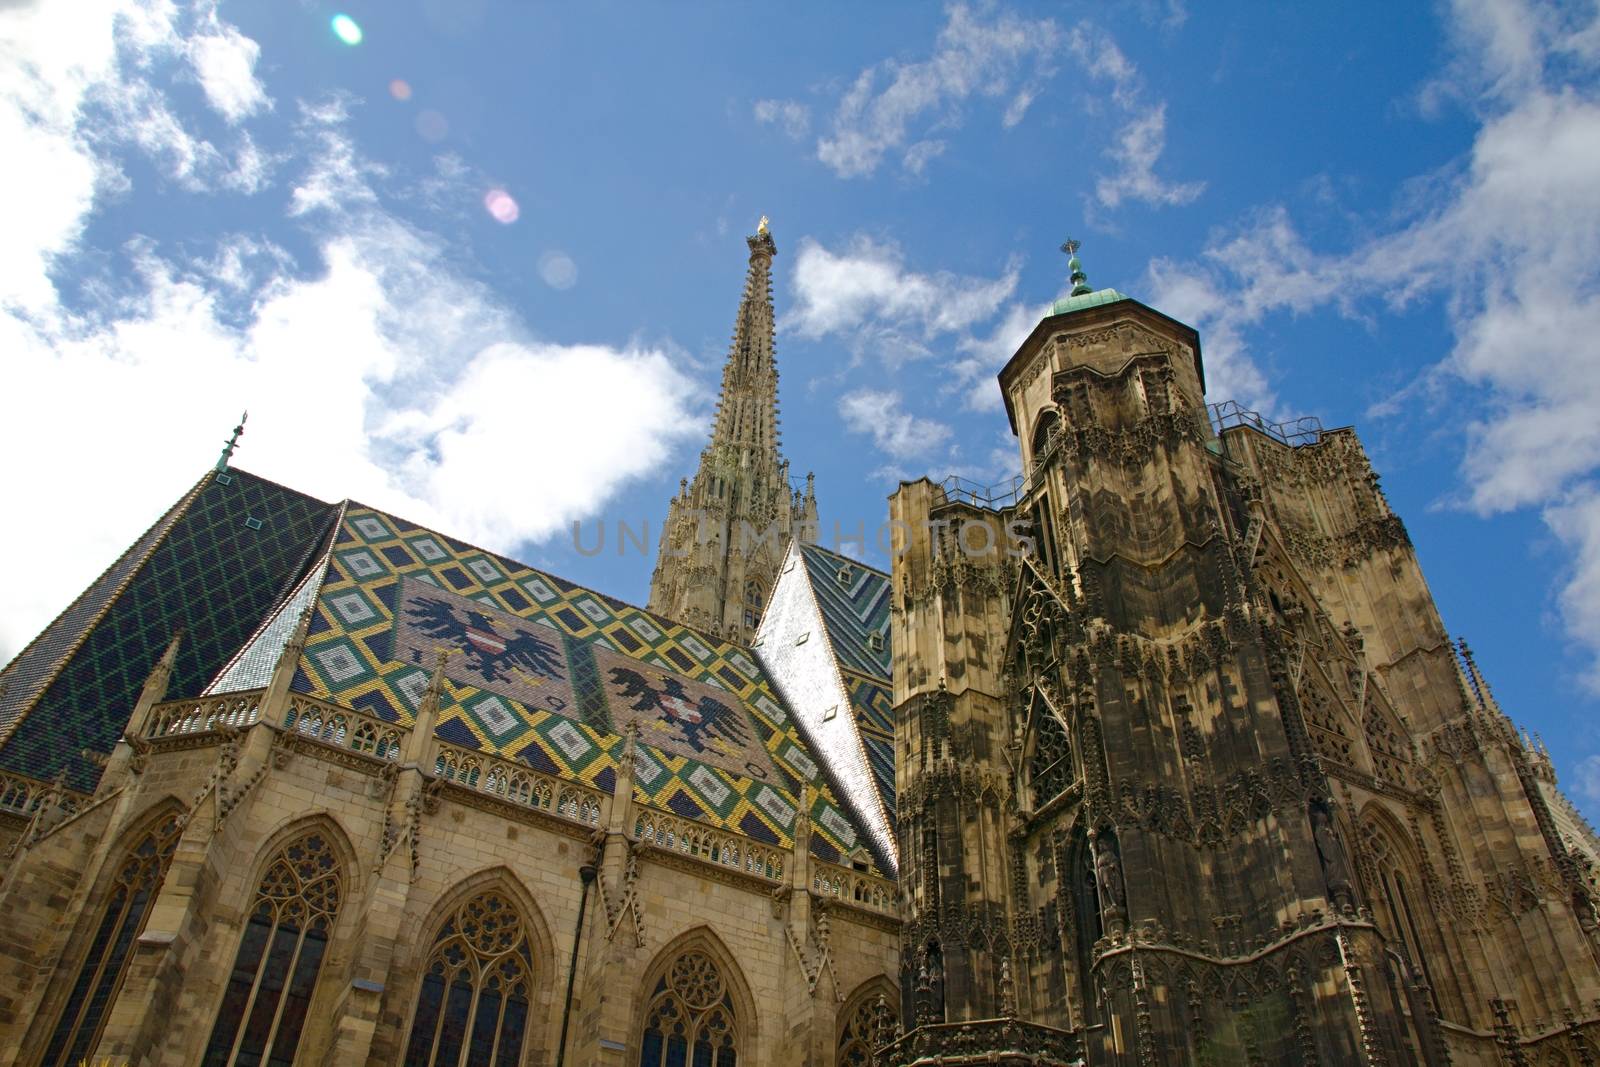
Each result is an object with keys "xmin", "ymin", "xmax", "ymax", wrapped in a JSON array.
[
  {"xmin": 742, "ymin": 579, "xmax": 764, "ymax": 632},
  {"xmin": 837, "ymin": 986, "xmax": 898, "ymax": 1066},
  {"xmin": 1029, "ymin": 409, "xmax": 1062, "ymax": 468},
  {"xmin": 1362, "ymin": 817, "xmax": 1439, "ymax": 1013},
  {"xmin": 200, "ymin": 829, "xmax": 343, "ymax": 1067},
  {"xmin": 638, "ymin": 950, "xmax": 740, "ymax": 1067},
  {"xmin": 1026, "ymin": 697, "xmax": 1074, "ymax": 807},
  {"xmin": 402, "ymin": 889, "xmax": 536, "ymax": 1067},
  {"xmin": 40, "ymin": 809, "xmax": 182, "ymax": 1067}
]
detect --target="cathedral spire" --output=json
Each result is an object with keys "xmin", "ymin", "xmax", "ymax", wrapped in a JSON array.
[
  {"xmin": 648, "ymin": 221, "xmax": 819, "ymax": 643},
  {"xmin": 706, "ymin": 220, "xmax": 781, "ymax": 461}
]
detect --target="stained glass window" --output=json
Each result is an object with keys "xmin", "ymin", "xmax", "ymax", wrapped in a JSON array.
[
  {"xmin": 200, "ymin": 830, "xmax": 343, "ymax": 1067},
  {"xmin": 638, "ymin": 950, "xmax": 739, "ymax": 1067},
  {"xmin": 402, "ymin": 890, "xmax": 535, "ymax": 1067},
  {"xmin": 41, "ymin": 810, "xmax": 182, "ymax": 1067}
]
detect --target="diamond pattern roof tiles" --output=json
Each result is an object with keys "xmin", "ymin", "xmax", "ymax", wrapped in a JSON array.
[
  {"xmin": 293, "ymin": 505, "xmax": 880, "ymax": 869},
  {"xmin": 0, "ymin": 469, "xmax": 337, "ymax": 790}
]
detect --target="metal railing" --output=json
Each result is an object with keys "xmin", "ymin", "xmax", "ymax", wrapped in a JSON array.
[
  {"xmin": 1207, "ymin": 400, "xmax": 1325, "ymax": 446},
  {"xmin": 936, "ymin": 473, "xmax": 1024, "ymax": 511}
]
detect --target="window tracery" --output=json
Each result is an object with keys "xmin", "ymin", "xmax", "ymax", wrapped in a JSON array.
[
  {"xmin": 638, "ymin": 950, "xmax": 740, "ymax": 1067},
  {"xmin": 837, "ymin": 989, "xmax": 898, "ymax": 1066},
  {"xmin": 402, "ymin": 889, "xmax": 536, "ymax": 1067},
  {"xmin": 1027, "ymin": 704, "xmax": 1073, "ymax": 805},
  {"xmin": 201, "ymin": 829, "xmax": 343, "ymax": 1067},
  {"xmin": 41, "ymin": 810, "xmax": 181, "ymax": 1067}
]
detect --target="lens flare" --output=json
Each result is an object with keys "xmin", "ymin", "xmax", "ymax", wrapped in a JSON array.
[
  {"xmin": 330, "ymin": 14, "xmax": 363, "ymax": 45},
  {"xmin": 484, "ymin": 189, "xmax": 520, "ymax": 224},
  {"xmin": 538, "ymin": 251, "xmax": 578, "ymax": 290},
  {"xmin": 389, "ymin": 79, "xmax": 412, "ymax": 101},
  {"xmin": 415, "ymin": 109, "xmax": 449, "ymax": 142}
]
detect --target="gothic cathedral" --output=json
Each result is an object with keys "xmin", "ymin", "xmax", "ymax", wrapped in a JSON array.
[{"xmin": 0, "ymin": 226, "xmax": 1597, "ymax": 1066}]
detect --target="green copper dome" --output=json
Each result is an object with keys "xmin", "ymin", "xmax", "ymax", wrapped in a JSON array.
[{"xmin": 1050, "ymin": 287, "xmax": 1131, "ymax": 316}]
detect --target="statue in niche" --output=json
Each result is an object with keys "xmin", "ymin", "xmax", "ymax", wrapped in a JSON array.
[
  {"xmin": 1091, "ymin": 830, "xmax": 1128, "ymax": 934},
  {"xmin": 1310, "ymin": 801, "xmax": 1356, "ymax": 910}
]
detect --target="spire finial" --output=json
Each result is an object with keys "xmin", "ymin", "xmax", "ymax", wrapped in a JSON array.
[
  {"xmin": 215, "ymin": 411, "xmax": 248, "ymax": 473},
  {"xmin": 1061, "ymin": 237, "xmax": 1093, "ymax": 297},
  {"xmin": 757, "ymin": 214, "xmax": 770, "ymax": 236}
]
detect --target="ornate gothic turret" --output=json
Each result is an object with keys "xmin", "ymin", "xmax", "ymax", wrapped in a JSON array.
[{"xmin": 648, "ymin": 219, "xmax": 819, "ymax": 643}]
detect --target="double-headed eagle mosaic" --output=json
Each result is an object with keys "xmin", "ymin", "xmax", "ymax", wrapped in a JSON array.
[{"xmin": 405, "ymin": 597, "xmax": 565, "ymax": 685}]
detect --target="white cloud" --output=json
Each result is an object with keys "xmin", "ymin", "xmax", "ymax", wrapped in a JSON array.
[
  {"xmin": 187, "ymin": 17, "xmax": 269, "ymax": 123},
  {"xmin": 1147, "ymin": 0, "xmax": 1600, "ymax": 683},
  {"xmin": 753, "ymin": 98, "xmax": 810, "ymax": 140},
  {"xmin": 1573, "ymin": 752, "xmax": 1600, "ymax": 805},
  {"xmin": 793, "ymin": 7, "xmax": 1200, "ymax": 209},
  {"xmin": 0, "ymin": 2, "xmax": 704, "ymax": 661},
  {"xmin": 949, "ymin": 301, "xmax": 1042, "ymax": 411},
  {"xmin": 1095, "ymin": 103, "xmax": 1204, "ymax": 209},
  {"xmin": 783, "ymin": 234, "xmax": 1017, "ymax": 363},
  {"xmin": 839, "ymin": 389, "xmax": 952, "ymax": 462},
  {"xmin": 813, "ymin": 4, "xmax": 1061, "ymax": 179}
]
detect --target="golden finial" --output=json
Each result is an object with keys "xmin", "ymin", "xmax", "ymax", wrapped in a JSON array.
[{"xmin": 757, "ymin": 215, "xmax": 770, "ymax": 236}]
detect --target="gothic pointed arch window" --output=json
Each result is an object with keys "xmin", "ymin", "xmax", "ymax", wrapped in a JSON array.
[
  {"xmin": 402, "ymin": 889, "xmax": 537, "ymax": 1067},
  {"xmin": 1029, "ymin": 408, "xmax": 1061, "ymax": 467},
  {"xmin": 201, "ymin": 829, "xmax": 343, "ymax": 1067},
  {"xmin": 837, "ymin": 987, "xmax": 898, "ymax": 1066},
  {"xmin": 743, "ymin": 578, "xmax": 765, "ymax": 632},
  {"xmin": 1026, "ymin": 700, "xmax": 1073, "ymax": 807},
  {"xmin": 40, "ymin": 808, "xmax": 182, "ymax": 1067},
  {"xmin": 638, "ymin": 949, "xmax": 741, "ymax": 1067},
  {"xmin": 1361, "ymin": 814, "xmax": 1438, "ymax": 1010}
]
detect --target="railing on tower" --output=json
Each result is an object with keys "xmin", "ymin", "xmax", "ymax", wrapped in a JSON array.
[{"xmin": 1207, "ymin": 400, "xmax": 1325, "ymax": 446}]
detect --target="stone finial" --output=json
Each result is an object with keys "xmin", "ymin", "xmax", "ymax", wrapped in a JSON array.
[{"xmin": 127, "ymin": 629, "xmax": 184, "ymax": 739}]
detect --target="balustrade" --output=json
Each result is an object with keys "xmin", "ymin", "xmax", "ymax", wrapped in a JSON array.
[
  {"xmin": 433, "ymin": 741, "xmax": 604, "ymax": 826},
  {"xmin": 632, "ymin": 807, "xmax": 785, "ymax": 881}
]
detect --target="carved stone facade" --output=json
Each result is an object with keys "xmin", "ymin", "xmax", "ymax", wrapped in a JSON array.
[
  {"xmin": 888, "ymin": 289, "xmax": 1600, "ymax": 1064},
  {"xmin": 648, "ymin": 224, "xmax": 819, "ymax": 645}
]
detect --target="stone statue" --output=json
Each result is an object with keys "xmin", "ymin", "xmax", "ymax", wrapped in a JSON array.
[
  {"xmin": 1311, "ymin": 803, "xmax": 1355, "ymax": 907},
  {"xmin": 1092, "ymin": 832, "xmax": 1127, "ymax": 925}
]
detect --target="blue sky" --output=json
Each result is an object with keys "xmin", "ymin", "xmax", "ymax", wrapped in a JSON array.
[{"xmin": 6, "ymin": 1, "xmax": 1600, "ymax": 813}]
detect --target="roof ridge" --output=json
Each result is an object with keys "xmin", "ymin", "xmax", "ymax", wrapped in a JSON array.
[
  {"xmin": 799, "ymin": 540, "xmax": 890, "ymax": 578},
  {"xmin": 0, "ymin": 469, "xmax": 210, "ymax": 748}
]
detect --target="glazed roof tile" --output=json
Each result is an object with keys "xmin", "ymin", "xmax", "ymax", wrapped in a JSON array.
[
  {"xmin": 796, "ymin": 543, "xmax": 891, "ymax": 677},
  {"xmin": 0, "ymin": 469, "xmax": 338, "ymax": 790},
  {"xmin": 288, "ymin": 505, "xmax": 877, "ymax": 868}
]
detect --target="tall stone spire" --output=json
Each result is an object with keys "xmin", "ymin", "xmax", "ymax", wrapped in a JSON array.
[{"xmin": 648, "ymin": 220, "xmax": 819, "ymax": 644}]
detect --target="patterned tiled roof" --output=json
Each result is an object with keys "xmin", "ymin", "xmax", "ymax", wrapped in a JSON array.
[
  {"xmin": 797, "ymin": 543, "xmax": 890, "ymax": 677},
  {"xmin": 752, "ymin": 540, "xmax": 898, "ymax": 872},
  {"xmin": 0, "ymin": 469, "xmax": 338, "ymax": 790},
  {"xmin": 290, "ymin": 506, "xmax": 873, "ymax": 866},
  {"xmin": 843, "ymin": 669, "xmax": 895, "ymax": 814}
]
